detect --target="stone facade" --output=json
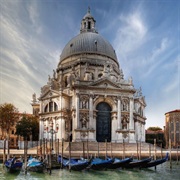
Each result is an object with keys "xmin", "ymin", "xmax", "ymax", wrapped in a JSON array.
[{"xmin": 32, "ymin": 8, "xmax": 146, "ymax": 143}]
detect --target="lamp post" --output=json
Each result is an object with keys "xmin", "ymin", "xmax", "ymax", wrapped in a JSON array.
[{"xmin": 48, "ymin": 120, "xmax": 59, "ymax": 152}]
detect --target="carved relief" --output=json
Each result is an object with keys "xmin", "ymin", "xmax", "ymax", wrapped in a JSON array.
[
  {"xmin": 80, "ymin": 95, "xmax": 89, "ymax": 109},
  {"xmin": 80, "ymin": 113, "xmax": 89, "ymax": 129},
  {"xmin": 121, "ymin": 98, "xmax": 129, "ymax": 111}
]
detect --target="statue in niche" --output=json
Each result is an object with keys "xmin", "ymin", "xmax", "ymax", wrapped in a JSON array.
[
  {"xmin": 122, "ymin": 116, "xmax": 128, "ymax": 129},
  {"xmin": 81, "ymin": 117, "xmax": 87, "ymax": 129}
]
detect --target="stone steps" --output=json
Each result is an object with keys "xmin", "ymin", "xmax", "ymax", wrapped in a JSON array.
[{"xmin": 63, "ymin": 142, "xmax": 160, "ymax": 152}]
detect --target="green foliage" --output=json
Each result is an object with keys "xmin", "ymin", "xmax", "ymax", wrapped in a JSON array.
[
  {"xmin": 16, "ymin": 114, "xmax": 39, "ymax": 141},
  {"xmin": 147, "ymin": 126, "xmax": 162, "ymax": 131},
  {"xmin": 0, "ymin": 103, "xmax": 19, "ymax": 137}
]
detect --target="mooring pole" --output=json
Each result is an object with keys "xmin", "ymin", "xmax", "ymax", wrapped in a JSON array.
[
  {"xmin": 149, "ymin": 143, "xmax": 151, "ymax": 158},
  {"xmin": 177, "ymin": 145, "xmax": 179, "ymax": 165},
  {"xmin": 105, "ymin": 139, "xmax": 107, "ymax": 159},
  {"xmin": 61, "ymin": 138, "xmax": 64, "ymax": 169},
  {"xmin": 43, "ymin": 138, "xmax": 45, "ymax": 160},
  {"xmin": 69, "ymin": 141, "xmax": 71, "ymax": 172},
  {"xmin": 98, "ymin": 142, "xmax": 99, "ymax": 158},
  {"xmin": 169, "ymin": 139, "xmax": 172, "ymax": 169},
  {"xmin": 24, "ymin": 139, "xmax": 28, "ymax": 175},
  {"xmin": 83, "ymin": 142, "xmax": 85, "ymax": 159},
  {"xmin": 123, "ymin": 139, "xmax": 125, "ymax": 159},
  {"xmin": 87, "ymin": 139, "xmax": 89, "ymax": 160},
  {"xmin": 136, "ymin": 140, "xmax": 139, "ymax": 160},
  {"xmin": 154, "ymin": 139, "xmax": 156, "ymax": 160},
  {"xmin": 111, "ymin": 142, "xmax": 112, "ymax": 158},
  {"xmin": 3, "ymin": 139, "xmax": 6, "ymax": 166}
]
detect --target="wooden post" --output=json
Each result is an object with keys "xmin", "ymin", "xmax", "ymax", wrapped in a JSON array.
[
  {"xmin": 83, "ymin": 142, "xmax": 85, "ymax": 159},
  {"xmin": 69, "ymin": 142, "xmax": 71, "ymax": 172},
  {"xmin": 177, "ymin": 145, "xmax": 179, "ymax": 165},
  {"xmin": 61, "ymin": 139, "xmax": 64, "ymax": 169},
  {"xmin": 154, "ymin": 139, "xmax": 156, "ymax": 160},
  {"xmin": 139, "ymin": 140, "xmax": 141, "ymax": 160},
  {"xmin": 49, "ymin": 139, "xmax": 52, "ymax": 175},
  {"xmin": 123, "ymin": 139, "xmax": 125, "ymax": 159},
  {"xmin": 37, "ymin": 140, "xmax": 39, "ymax": 155},
  {"xmin": 86, "ymin": 139, "xmax": 89, "ymax": 160},
  {"xmin": 7, "ymin": 135, "xmax": 10, "ymax": 160},
  {"xmin": 149, "ymin": 144, "xmax": 151, "ymax": 158},
  {"xmin": 43, "ymin": 138, "xmax": 45, "ymax": 159},
  {"xmin": 136, "ymin": 140, "xmax": 139, "ymax": 160},
  {"xmin": 46, "ymin": 139, "xmax": 48, "ymax": 160},
  {"xmin": 105, "ymin": 139, "xmax": 107, "ymax": 159},
  {"xmin": 110, "ymin": 142, "xmax": 112, "ymax": 158},
  {"xmin": 3, "ymin": 139, "xmax": 6, "ymax": 166},
  {"xmin": 169, "ymin": 139, "xmax": 172, "ymax": 169},
  {"xmin": 24, "ymin": 139, "xmax": 28, "ymax": 175},
  {"xmin": 97, "ymin": 142, "xmax": 99, "ymax": 158}
]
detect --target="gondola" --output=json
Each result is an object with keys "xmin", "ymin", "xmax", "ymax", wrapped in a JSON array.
[
  {"xmin": 122, "ymin": 157, "xmax": 152, "ymax": 169},
  {"xmin": 58, "ymin": 155, "xmax": 91, "ymax": 171},
  {"xmin": 107, "ymin": 157, "xmax": 133, "ymax": 169},
  {"xmin": 141, "ymin": 153, "xmax": 169, "ymax": 168},
  {"xmin": 26, "ymin": 156, "xmax": 45, "ymax": 173},
  {"xmin": 4, "ymin": 157, "xmax": 23, "ymax": 173},
  {"xmin": 89, "ymin": 157, "xmax": 114, "ymax": 170}
]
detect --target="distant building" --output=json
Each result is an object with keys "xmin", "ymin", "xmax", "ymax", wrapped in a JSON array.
[
  {"xmin": 145, "ymin": 129, "xmax": 165, "ymax": 148},
  {"xmin": 33, "ymin": 8, "xmax": 147, "ymax": 143},
  {"xmin": 164, "ymin": 109, "xmax": 180, "ymax": 148}
]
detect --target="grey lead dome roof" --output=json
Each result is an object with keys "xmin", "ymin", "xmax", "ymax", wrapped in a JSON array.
[{"xmin": 60, "ymin": 32, "xmax": 118, "ymax": 62}]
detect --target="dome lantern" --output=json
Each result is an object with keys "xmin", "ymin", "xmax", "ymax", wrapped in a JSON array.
[{"xmin": 80, "ymin": 7, "xmax": 97, "ymax": 34}]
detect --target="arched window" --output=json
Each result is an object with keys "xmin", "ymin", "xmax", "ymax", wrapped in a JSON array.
[
  {"xmin": 44, "ymin": 101, "xmax": 58, "ymax": 112},
  {"xmin": 44, "ymin": 104, "xmax": 48, "ymax": 112},
  {"xmin": 49, "ymin": 102, "xmax": 53, "ymax": 112}
]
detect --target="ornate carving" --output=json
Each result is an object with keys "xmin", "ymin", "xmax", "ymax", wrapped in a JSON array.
[
  {"xmin": 121, "ymin": 114, "xmax": 129, "ymax": 129},
  {"xmin": 80, "ymin": 113, "xmax": 89, "ymax": 129},
  {"xmin": 80, "ymin": 95, "xmax": 89, "ymax": 109}
]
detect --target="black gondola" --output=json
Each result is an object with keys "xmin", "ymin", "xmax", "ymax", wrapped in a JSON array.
[
  {"xmin": 122, "ymin": 157, "xmax": 152, "ymax": 169},
  {"xmin": 4, "ymin": 157, "xmax": 23, "ymax": 173},
  {"xmin": 107, "ymin": 157, "xmax": 133, "ymax": 169},
  {"xmin": 141, "ymin": 153, "xmax": 169, "ymax": 168},
  {"xmin": 58, "ymin": 155, "xmax": 91, "ymax": 171},
  {"xmin": 89, "ymin": 157, "xmax": 114, "ymax": 170}
]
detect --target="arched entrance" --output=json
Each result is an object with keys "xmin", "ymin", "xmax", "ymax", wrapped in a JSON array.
[{"xmin": 96, "ymin": 102, "xmax": 112, "ymax": 142}]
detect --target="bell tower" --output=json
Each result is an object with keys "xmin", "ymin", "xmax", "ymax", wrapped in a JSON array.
[{"xmin": 80, "ymin": 7, "xmax": 97, "ymax": 33}]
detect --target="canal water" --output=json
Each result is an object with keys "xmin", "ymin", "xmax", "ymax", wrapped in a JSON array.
[{"xmin": 0, "ymin": 161, "xmax": 179, "ymax": 180}]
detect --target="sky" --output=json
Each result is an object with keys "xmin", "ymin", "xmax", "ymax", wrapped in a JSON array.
[{"xmin": 0, "ymin": 0, "xmax": 179, "ymax": 129}]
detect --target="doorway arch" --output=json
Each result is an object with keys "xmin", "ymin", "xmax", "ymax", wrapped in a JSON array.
[{"xmin": 96, "ymin": 102, "xmax": 112, "ymax": 142}]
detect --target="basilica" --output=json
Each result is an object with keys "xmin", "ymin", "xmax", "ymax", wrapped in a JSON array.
[{"xmin": 32, "ymin": 8, "xmax": 146, "ymax": 143}]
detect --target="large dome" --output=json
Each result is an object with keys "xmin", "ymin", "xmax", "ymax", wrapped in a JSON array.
[{"xmin": 60, "ymin": 32, "xmax": 118, "ymax": 62}]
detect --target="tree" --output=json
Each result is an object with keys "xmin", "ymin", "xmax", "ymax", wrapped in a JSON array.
[
  {"xmin": 147, "ymin": 126, "xmax": 162, "ymax": 131},
  {"xmin": 16, "ymin": 114, "xmax": 39, "ymax": 141},
  {"xmin": 0, "ymin": 103, "xmax": 19, "ymax": 139}
]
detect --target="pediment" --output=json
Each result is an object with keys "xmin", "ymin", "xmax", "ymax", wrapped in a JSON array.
[
  {"xmin": 89, "ymin": 77, "xmax": 121, "ymax": 89},
  {"xmin": 40, "ymin": 89, "xmax": 59, "ymax": 99}
]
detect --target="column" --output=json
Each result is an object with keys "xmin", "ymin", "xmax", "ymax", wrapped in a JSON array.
[
  {"xmin": 117, "ymin": 96, "xmax": 121, "ymax": 129},
  {"xmin": 89, "ymin": 94, "xmax": 93, "ymax": 129},
  {"xmin": 129, "ymin": 97, "xmax": 134, "ymax": 130},
  {"xmin": 75, "ymin": 93, "xmax": 80, "ymax": 129},
  {"xmin": 39, "ymin": 119, "xmax": 43, "ymax": 140}
]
